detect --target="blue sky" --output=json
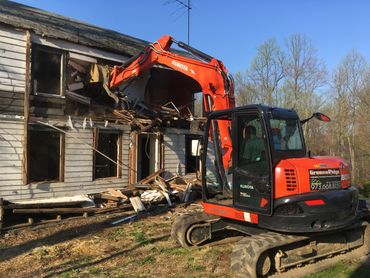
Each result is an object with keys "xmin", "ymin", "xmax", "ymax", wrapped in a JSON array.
[{"xmin": 13, "ymin": 0, "xmax": 370, "ymax": 75}]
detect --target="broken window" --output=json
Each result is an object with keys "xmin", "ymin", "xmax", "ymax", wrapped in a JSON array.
[
  {"xmin": 28, "ymin": 127, "xmax": 64, "ymax": 183},
  {"xmin": 185, "ymin": 135, "xmax": 201, "ymax": 174},
  {"xmin": 32, "ymin": 46, "xmax": 64, "ymax": 96},
  {"xmin": 94, "ymin": 129, "xmax": 121, "ymax": 179}
]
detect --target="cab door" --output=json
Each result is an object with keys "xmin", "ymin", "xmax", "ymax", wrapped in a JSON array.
[{"xmin": 232, "ymin": 111, "xmax": 273, "ymax": 215}]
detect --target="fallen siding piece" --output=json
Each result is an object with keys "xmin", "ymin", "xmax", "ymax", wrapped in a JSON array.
[{"xmin": 129, "ymin": 196, "xmax": 146, "ymax": 213}]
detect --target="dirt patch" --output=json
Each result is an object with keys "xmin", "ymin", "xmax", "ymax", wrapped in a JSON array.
[{"xmin": 0, "ymin": 205, "xmax": 233, "ymax": 278}]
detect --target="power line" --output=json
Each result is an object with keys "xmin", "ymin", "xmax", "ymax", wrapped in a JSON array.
[{"xmin": 163, "ymin": 0, "xmax": 192, "ymax": 45}]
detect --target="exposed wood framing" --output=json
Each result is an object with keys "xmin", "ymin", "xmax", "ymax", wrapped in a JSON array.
[
  {"xmin": 22, "ymin": 30, "xmax": 31, "ymax": 185},
  {"xmin": 0, "ymin": 198, "xmax": 4, "ymax": 230},
  {"xmin": 92, "ymin": 128, "xmax": 98, "ymax": 181},
  {"xmin": 117, "ymin": 133, "xmax": 123, "ymax": 179},
  {"xmin": 129, "ymin": 131, "xmax": 138, "ymax": 186},
  {"xmin": 59, "ymin": 133, "xmax": 65, "ymax": 182}
]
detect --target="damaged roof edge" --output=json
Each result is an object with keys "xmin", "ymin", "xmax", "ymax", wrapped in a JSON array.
[{"xmin": 0, "ymin": 1, "xmax": 149, "ymax": 57}]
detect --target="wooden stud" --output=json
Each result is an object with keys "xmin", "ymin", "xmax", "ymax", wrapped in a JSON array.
[
  {"xmin": 128, "ymin": 131, "xmax": 138, "ymax": 186},
  {"xmin": 59, "ymin": 133, "xmax": 65, "ymax": 182},
  {"xmin": 92, "ymin": 128, "xmax": 98, "ymax": 180},
  {"xmin": 22, "ymin": 30, "xmax": 31, "ymax": 185},
  {"xmin": 117, "ymin": 133, "xmax": 123, "ymax": 178},
  {"xmin": 0, "ymin": 198, "xmax": 4, "ymax": 231}
]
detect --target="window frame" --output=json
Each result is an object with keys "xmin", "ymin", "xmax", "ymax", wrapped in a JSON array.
[
  {"xmin": 27, "ymin": 125, "xmax": 65, "ymax": 184},
  {"xmin": 31, "ymin": 44, "xmax": 66, "ymax": 98},
  {"xmin": 231, "ymin": 110, "xmax": 274, "ymax": 216},
  {"xmin": 93, "ymin": 128, "xmax": 122, "ymax": 180}
]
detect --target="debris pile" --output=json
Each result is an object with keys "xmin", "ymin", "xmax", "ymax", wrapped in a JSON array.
[
  {"xmin": 134, "ymin": 169, "xmax": 201, "ymax": 205},
  {"xmin": 0, "ymin": 171, "xmax": 201, "ymax": 231}
]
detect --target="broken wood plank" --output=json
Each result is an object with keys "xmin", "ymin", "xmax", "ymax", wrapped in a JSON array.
[
  {"xmin": 136, "ymin": 169, "xmax": 164, "ymax": 185},
  {"xmin": 65, "ymin": 90, "xmax": 91, "ymax": 105},
  {"xmin": 68, "ymin": 82, "xmax": 84, "ymax": 91},
  {"xmin": 68, "ymin": 60, "xmax": 87, "ymax": 73},
  {"xmin": 98, "ymin": 193, "xmax": 122, "ymax": 202},
  {"xmin": 12, "ymin": 204, "xmax": 132, "ymax": 214},
  {"xmin": 0, "ymin": 198, "xmax": 3, "ymax": 230},
  {"xmin": 155, "ymin": 176, "xmax": 169, "ymax": 193},
  {"xmin": 129, "ymin": 197, "xmax": 146, "ymax": 213}
]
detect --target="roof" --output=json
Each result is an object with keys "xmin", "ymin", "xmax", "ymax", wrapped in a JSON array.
[{"xmin": 0, "ymin": 1, "xmax": 148, "ymax": 57}]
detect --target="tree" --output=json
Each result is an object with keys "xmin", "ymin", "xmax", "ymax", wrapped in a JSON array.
[
  {"xmin": 331, "ymin": 50, "xmax": 370, "ymax": 182},
  {"xmin": 283, "ymin": 34, "xmax": 328, "ymax": 148},
  {"xmin": 248, "ymin": 38, "xmax": 285, "ymax": 106}
]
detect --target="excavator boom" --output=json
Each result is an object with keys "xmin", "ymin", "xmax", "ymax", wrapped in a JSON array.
[{"xmin": 109, "ymin": 35, "xmax": 235, "ymax": 167}]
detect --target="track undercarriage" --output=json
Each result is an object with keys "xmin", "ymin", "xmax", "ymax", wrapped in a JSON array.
[{"xmin": 171, "ymin": 210, "xmax": 370, "ymax": 277}]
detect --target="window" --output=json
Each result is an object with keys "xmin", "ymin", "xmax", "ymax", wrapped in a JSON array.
[
  {"xmin": 233, "ymin": 113, "xmax": 271, "ymax": 214},
  {"xmin": 28, "ymin": 127, "xmax": 64, "ymax": 183},
  {"xmin": 204, "ymin": 117, "xmax": 233, "ymax": 206},
  {"xmin": 269, "ymin": 119, "xmax": 303, "ymax": 151},
  {"xmin": 94, "ymin": 129, "xmax": 121, "ymax": 179},
  {"xmin": 32, "ymin": 46, "xmax": 64, "ymax": 96}
]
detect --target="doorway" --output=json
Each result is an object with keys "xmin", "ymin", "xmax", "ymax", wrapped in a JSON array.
[{"xmin": 137, "ymin": 133, "xmax": 160, "ymax": 181}]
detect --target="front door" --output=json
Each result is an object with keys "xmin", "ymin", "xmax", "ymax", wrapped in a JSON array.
[{"xmin": 232, "ymin": 111, "xmax": 272, "ymax": 215}]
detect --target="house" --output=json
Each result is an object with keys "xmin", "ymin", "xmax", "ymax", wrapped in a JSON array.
[{"xmin": 0, "ymin": 1, "xmax": 204, "ymax": 203}]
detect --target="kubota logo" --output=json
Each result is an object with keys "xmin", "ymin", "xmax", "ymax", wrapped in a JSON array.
[{"xmin": 172, "ymin": 60, "xmax": 188, "ymax": 71}]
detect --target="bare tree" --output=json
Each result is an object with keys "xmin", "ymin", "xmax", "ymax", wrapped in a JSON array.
[
  {"xmin": 331, "ymin": 50, "xmax": 370, "ymax": 182},
  {"xmin": 234, "ymin": 70, "xmax": 259, "ymax": 106},
  {"xmin": 248, "ymin": 38, "xmax": 286, "ymax": 105},
  {"xmin": 284, "ymin": 34, "xmax": 327, "ymax": 111}
]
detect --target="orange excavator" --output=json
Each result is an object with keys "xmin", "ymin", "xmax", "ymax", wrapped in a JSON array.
[{"xmin": 108, "ymin": 36, "xmax": 370, "ymax": 277}]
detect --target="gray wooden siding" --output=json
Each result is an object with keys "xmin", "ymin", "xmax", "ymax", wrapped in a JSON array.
[
  {"xmin": 0, "ymin": 122, "xmax": 130, "ymax": 202},
  {"xmin": 0, "ymin": 119, "xmax": 24, "ymax": 199},
  {"xmin": 163, "ymin": 130, "xmax": 186, "ymax": 175},
  {"xmin": 0, "ymin": 26, "xmax": 26, "ymax": 115}
]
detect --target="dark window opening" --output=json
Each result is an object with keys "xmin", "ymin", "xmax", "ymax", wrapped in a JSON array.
[
  {"xmin": 28, "ymin": 128, "xmax": 63, "ymax": 183},
  {"xmin": 185, "ymin": 135, "xmax": 201, "ymax": 174},
  {"xmin": 94, "ymin": 130, "xmax": 120, "ymax": 179},
  {"xmin": 32, "ymin": 46, "xmax": 64, "ymax": 96},
  {"xmin": 137, "ymin": 134, "xmax": 157, "ymax": 181}
]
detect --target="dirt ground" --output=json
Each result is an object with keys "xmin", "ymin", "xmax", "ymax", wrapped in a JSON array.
[
  {"xmin": 0, "ymin": 204, "xmax": 233, "ymax": 278},
  {"xmin": 0, "ymin": 204, "xmax": 369, "ymax": 278}
]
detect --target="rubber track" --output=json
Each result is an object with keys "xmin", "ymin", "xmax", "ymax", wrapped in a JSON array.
[
  {"xmin": 230, "ymin": 232, "xmax": 307, "ymax": 277},
  {"xmin": 231, "ymin": 222, "xmax": 370, "ymax": 277}
]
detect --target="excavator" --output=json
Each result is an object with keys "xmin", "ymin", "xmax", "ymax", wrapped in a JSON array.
[{"xmin": 108, "ymin": 35, "xmax": 370, "ymax": 277}]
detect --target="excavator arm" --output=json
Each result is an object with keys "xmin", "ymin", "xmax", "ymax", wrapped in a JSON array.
[{"xmin": 109, "ymin": 35, "xmax": 235, "ymax": 167}]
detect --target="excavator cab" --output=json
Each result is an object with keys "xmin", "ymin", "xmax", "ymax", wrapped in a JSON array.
[
  {"xmin": 201, "ymin": 104, "xmax": 359, "ymax": 234},
  {"xmin": 202, "ymin": 105, "xmax": 306, "ymax": 217}
]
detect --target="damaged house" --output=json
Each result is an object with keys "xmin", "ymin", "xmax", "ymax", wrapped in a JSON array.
[{"xmin": 0, "ymin": 1, "xmax": 205, "ymax": 208}]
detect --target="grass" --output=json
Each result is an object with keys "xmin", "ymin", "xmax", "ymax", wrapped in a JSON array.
[
  {"xmin": 130, "ymin": 229, "xmax": 152, "ymax": 245},
  {"xmin": 304, "ymin": 261, "xmax": 370, "ymax": 278}
]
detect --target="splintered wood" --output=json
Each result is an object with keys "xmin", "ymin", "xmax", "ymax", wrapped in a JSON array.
[{"xmin": 133, "ymin": 170, "xmax": 200, "ymax": 205}]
